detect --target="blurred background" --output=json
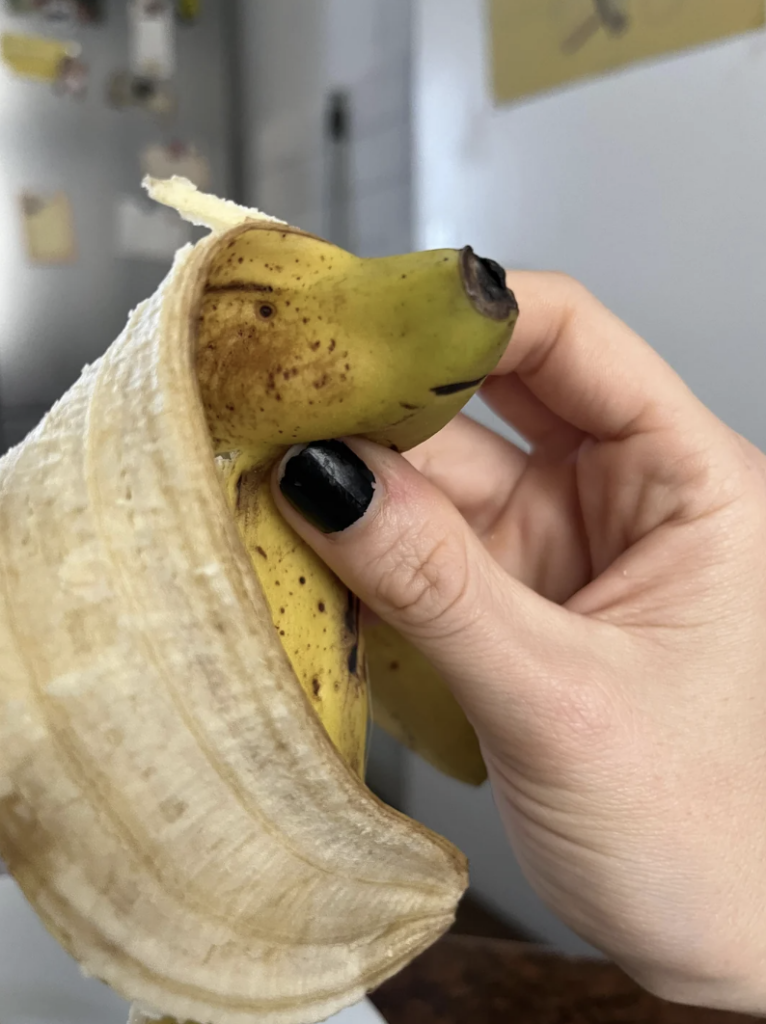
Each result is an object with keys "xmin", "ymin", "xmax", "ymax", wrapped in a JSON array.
[{"xmin": 1, "ymin": 0, "xmax": 765, "ymax": 956}]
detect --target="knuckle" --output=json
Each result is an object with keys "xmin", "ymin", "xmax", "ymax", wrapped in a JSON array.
[
  {"xmin": 559, "ymin": 276, "xmax": 599, "ymax": 331},
  {"xmin": 548, "ymin": 269, "xmax": 581, "ymax": 290},
  {"xmin": 370, "ymin": 523, "xmax": 474, "ymax": 638},
  {"xmin": 549, "ymin": 271, "xmax": 591, "ymax": 306}
]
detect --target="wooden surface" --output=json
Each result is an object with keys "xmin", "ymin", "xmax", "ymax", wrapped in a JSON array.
[{"xmin": 370, "ymin": 934, "xmax": 758, "ymax": 1024}]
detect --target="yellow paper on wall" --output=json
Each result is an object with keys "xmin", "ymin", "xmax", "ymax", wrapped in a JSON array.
[
  {"xmin": 20, "ymin": 192, "xmax": 77, "ymax": 265},
  {"xmin": 1, "ymin": 32, "xmax": 80, "ymax": 83},
  {"xmin": 489, "ymin": 0, "xmax": 766, "ymax": 105}
]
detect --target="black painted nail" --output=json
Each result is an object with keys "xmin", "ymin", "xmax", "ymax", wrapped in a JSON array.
[{"xmin": 279, "ymin": 440, "xmax": 376, "ymax": 534}]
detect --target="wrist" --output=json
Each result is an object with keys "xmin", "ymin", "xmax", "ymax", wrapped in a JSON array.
[{"xmin": 623, "ymin": 944, "xmax": 766, "ymax": 1016}]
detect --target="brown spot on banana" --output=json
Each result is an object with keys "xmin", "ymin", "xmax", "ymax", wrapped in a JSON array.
[{"xmin": 197, "ymin": 217, "xmax": 516, "ymax": 785}]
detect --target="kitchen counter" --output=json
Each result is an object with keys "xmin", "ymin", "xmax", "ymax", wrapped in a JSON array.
[{"xmin": 370, "ymin": 934, "xmax": 758, "ymax": 1024}]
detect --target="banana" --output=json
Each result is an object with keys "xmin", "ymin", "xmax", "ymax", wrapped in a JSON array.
[
  {"xmin": 225, "ymin": 461, "xmax": 369, "ymax": 777},
  {"xmin": 0, "ymin": 177, "xmax": 517, "ymax": 1024},
  {"xmin": 195, "ymin": 216, "xmax": 517, "ymax": 786},
  {"xmin": 365, "ymin": 624, "xmax": 487, "ymax": 786}
]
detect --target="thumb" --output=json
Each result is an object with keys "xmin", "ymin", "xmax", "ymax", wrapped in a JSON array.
[{"xmin": 271, "ymin": 437, "xmax": 583, "ymax": 751}]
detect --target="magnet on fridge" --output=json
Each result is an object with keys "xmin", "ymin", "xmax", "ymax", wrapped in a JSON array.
[
  {"xmin": 1, "ymin": 31, "xmax": 80, "ymax": 84},
  {"xmin": 128, "ymin": 0, "xmax": 175, "ymax": 82},
  {"xmin": 140, "ymin": 141, "xmax": 211, "ymax": 190},
  {"xmin": 19, "ymin": 191, "xmax": 77, "ymax": 265},
  {"xmin": 105, "ymin": 69, "xmax": 176, "ymax": 116},
  {"xmin": 175, "ymin": 0, "xmax": 200, "ymax": 23},
  {"xmin": 39, "ymin": 0, "xmax": 79, "ymax": 23},
  {"xmin": 75, "ymin": 0, "xmax": 103, "ymax": 20},
  {"xmin": 52, "ymin": 52, "xmax": 88, "ymax": 97},
  {"xmin": 40, "ymin": 0, "xmax": 104, "ymax": 23},
  {"xmin": 4, "ymin": 1, "xmax": 39, "ymax": 13}
]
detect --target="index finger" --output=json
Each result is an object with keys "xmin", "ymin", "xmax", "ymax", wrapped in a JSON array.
[{"xmin": 492, "ymin": 271, "xmax": 713, "ymax": 442}]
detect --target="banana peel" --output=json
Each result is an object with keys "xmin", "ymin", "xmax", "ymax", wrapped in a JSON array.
[{"xmin": 0, "ymin": 177, "xmax": 516, "ymax": 1024}]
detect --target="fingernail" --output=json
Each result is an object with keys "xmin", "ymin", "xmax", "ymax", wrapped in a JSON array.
[{"xmin": 278, "ymin": 440, "xmax": 376, "ymax": 534}]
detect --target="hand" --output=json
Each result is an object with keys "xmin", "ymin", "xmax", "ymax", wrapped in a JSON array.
[{"xmin": 273, "ymin": 272, "xmax": 766, "ymax": 1014}]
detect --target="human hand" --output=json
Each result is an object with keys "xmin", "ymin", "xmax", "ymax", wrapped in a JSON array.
[{"xmin": 273, "ymin": 272, "xmax": 766, "ymax": 1014}]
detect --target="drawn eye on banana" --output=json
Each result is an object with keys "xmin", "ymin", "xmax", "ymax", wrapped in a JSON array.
[{"xmin": 0, "ymin": 177, "xmax": 518, "ymax": 1024}]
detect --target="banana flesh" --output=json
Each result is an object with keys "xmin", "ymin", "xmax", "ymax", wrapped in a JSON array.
[{"xmin": 0, "ymin": 177, "xmax": 518, "ymax": 1024}]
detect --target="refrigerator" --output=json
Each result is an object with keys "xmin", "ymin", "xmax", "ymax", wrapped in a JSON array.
[{"xmin": 0, "ymin": 0, "xmax": 239, "ymax": 453}]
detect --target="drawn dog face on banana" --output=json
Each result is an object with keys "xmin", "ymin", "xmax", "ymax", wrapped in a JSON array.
[{"xmin": 197, "ymin": 222, "xmax": 517, "ymax": 458}]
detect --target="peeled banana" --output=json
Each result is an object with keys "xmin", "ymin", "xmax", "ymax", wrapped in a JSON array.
[{"xmin": 0, "ymin": 176, "xmax": 518, "ymax": 1024}]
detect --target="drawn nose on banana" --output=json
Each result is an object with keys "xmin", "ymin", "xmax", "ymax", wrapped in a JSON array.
[
  {"xmin": 429, "ymin": 247, "xmax": 518, "ymax": 396},
  {"xmin": 195, "ymin": 221, "xmax": 518, "ymax": 780},
  {"xmin": 195, "ymin": 225, "xmax": 518, "ymax": 459}
]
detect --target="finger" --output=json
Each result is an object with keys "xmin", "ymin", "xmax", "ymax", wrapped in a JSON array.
[
  {"xmin": 271, "ymin": 437, "xmax": 591, "ymax": 753},
  {"xmin": 496, "ymin": 272, "xmax": 720, "ymax": 444},
  {"xmin": 404, "ymin": 414, "xmax": 528, "ymax": 534},
  {"xmin": 480, "ymin": 373, "xmax": 586, "ymax": 459},
  {"xmin": 405, "ymin": 414, "xmax": 591, "ymax": 601}
]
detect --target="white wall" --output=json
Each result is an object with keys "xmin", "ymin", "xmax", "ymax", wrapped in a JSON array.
[
  {"xmin": 415, "ymin": 0, "xmax": 766, "ymax": 449},
  {"xmin": 407, "ymin": 0, "xmax": 766, "ymax": 954}
]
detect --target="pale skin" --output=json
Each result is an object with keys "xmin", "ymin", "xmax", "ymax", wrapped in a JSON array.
[{"xmin": 274, "ymin": 272, "xmax": 766, "ymax": 1014}]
